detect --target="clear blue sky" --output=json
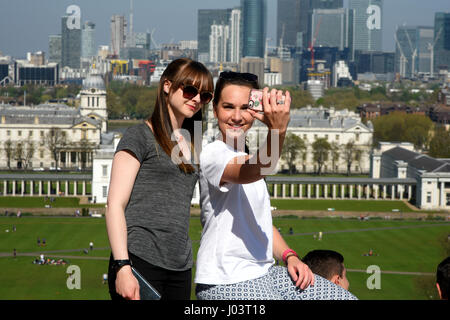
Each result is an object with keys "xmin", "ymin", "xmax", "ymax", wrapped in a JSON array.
[{"xmin": 0, "ymin": 0, "xmax": 449, "ymax": 58}]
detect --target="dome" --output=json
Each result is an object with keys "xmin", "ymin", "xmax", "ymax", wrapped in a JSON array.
[{"xmin": 82, "ymin": 74, "xmax": 106, "ymax": 91}]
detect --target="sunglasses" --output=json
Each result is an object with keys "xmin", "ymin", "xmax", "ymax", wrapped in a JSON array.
[
  {"xmin": 219, "ymin": 71, "xmax": 258, "ymax": 82},
  {"xmin": 180, "ymin": 84, "xmax": 213, "ymax": 105}
]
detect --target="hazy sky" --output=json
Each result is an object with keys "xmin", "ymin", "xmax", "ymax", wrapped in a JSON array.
[{"xmin": 0, "ymin": 0, "xmax": 449, "ymax": 58}]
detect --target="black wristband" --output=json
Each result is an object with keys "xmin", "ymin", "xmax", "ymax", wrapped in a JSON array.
[{"xmin": 113, "ymin": 259, "xmax": 131, "ymax": 272}]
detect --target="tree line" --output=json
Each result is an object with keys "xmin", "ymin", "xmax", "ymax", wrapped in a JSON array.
[{"xmin": 281, "ymin": 134, "xmax": 368, "ymax": 176}]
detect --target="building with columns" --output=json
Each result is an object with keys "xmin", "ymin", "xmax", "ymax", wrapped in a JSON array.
[
  {"xmin": 0, "ymin": 73, "xmax": 107, "ymax": 170},
  {"xmin": 371, "ymin": 142, "xmax": 450, "ymax": 210}
]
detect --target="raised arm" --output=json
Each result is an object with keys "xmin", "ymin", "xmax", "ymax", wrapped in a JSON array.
[{"xmin": 220, "ymin": 88, "xmax": 291, "ymax": 186}]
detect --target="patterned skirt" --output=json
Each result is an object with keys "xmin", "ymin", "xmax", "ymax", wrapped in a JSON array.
[{"xmin": 196, "ymin": 266, "xmax": 358, "ymax": 300}]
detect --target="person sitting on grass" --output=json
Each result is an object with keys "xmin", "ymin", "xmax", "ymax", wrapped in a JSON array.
[
  {"xmin": 302, "ymin": 250, "xmax": 350, "ymax": 290},
  {"xmin": 436, "ymin": 256, "xmax": 450, "ymax": 300}
]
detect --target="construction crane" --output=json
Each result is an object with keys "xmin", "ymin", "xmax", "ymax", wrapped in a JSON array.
[
  {"xmin": 428, "ymin": 27, "xmax": 443, "ymax": 78},
  {"xmin": 394, "ymin": 33, "xmax": 408, "ymax": 78},
  {"xmin": 309, "ymin": 16, "xmax": 323, "ymax": 70},
  {"xmin": 403, "ymin": 28, "xmax": 417, "ymax": 78}
]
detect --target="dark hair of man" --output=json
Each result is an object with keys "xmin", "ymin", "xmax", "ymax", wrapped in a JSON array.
[
  {"xmin": 149, "ymin": 58, "xmax": 213, "ymax": 173},
  {"xmin": 436, "ymin": 256, "xmax": 450, "ymax": 299},
  {"xmin": 302, "ymin": 250, "xmax": 345, "ymax": 280}
]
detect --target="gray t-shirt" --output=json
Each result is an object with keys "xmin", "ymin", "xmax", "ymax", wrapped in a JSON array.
[{"xmin": 115, "ymin": 122, "xmax": 198, "ymax": 271}]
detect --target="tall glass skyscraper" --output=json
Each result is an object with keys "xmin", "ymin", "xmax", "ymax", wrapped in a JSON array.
[
  {"xmin": 277, "ymin": 0, "xmax": 343, "ymax": 50},
  {"xmin": 81, "ymin": 21, "xmax": 96, "ymax": 59},
  {"xmin": 241, "ymin": 0, "xmax": 267, "ymax": 58},
  {"xmin": 197, "ymin": 9, "xmax": 232, "ymax": 62},
  {"xmin": 434, "ymin": 12, "xmax": 450, "ymax": 73},
  {"xmin": 61, "ymin": 15, "xmax": 82, "ymax": 68},
  {"xmin": 349, "ymin": 0, "xmax": 383, "ymax": 52},
  {"xmin": 48, "ymin": 34, "xmax": 62, "ymax": 65}
]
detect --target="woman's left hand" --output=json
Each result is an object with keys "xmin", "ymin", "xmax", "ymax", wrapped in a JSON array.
[{"xmin": 286, "ymin": 256, "xmax": 315, "ymax": 290}]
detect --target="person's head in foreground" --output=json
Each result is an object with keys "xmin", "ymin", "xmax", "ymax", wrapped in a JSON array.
[
  {"xmin": 436, "ymin": 256, "xmax": 450, "ymax": 300},
  {"xmin": 302, "ymin": 249, "xmax": 349, "ymax": 290}
]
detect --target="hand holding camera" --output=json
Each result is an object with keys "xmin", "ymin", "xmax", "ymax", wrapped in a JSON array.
[{"xmin": 248, "ymin": 87, "xmax": 291, "ymax": 134}]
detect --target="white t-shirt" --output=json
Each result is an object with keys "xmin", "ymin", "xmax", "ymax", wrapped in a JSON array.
[{"xmin": 195, "ymin": 140, "xmax": 274, "ymax": 285}]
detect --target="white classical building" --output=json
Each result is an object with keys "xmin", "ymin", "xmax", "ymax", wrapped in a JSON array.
[
  {"xmin": 248, "ymin": 106, "xmax": 374, "ymax": 174},
  {"xmin": 0, "ymin": 74, "xmax": 107, "ymax": 170},
  {"xmin": 371, "ymin": 142, "xmax": 450, "ymax": 210}
]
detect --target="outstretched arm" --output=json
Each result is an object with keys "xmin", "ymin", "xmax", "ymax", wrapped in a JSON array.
[{"xmin": 220, "ymin": 88, "xmax": 291, "ymax": 185}]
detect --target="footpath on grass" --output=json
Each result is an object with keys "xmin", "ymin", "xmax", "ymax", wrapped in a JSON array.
[{"xmin": 189, "ymin": 207, "xmax": 450, "ymax": 220}]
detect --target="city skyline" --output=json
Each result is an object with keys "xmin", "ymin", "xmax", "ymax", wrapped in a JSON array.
[{"xmin": 0, "ymin": 0, "xmax": 449, "ymax": 58}]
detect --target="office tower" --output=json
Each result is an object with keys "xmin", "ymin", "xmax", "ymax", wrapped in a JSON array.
[
  {"xmin": 241, "ymin": 0, "xmax": 267, "ymax": 58},
  {"xmin": 230, "ymin": 8, "xmax": 242, "ymax": 63},
  {"xmin": 48, "ymin": 35, "xmax": 62, "ymax": 65},
  {"xmin": 395, "ymin": 26, "xmax": 416, "ymax": 78},
  {"xmin": 434, "ymin": 12, "xmax": 450, "ymax": 74},
  {"xmin": 198, "ymin": 9, "xmax": 232, "ymax": 62},
  {"xmin": 349, "ymin": 0, "xmax": 383, "ymax": 52},
  {"xmin": 277, "ymin": 0, "xmax": 304, "ymax": 48},
  {"xmin": 81, "ymin": 21, "xmax": 96, "ymax": 59},
  {"xmin": 110, "ymin": 15, "xmax": 127, "ymax": 57},
  {"xmin": 277, "ymin": 0, "xmax": 343, "ymax": 50},
  {"xmin": 61, "ymin": 15, "xmax": 82, "ymax": 68},
  {"xmin": 209, "ymin": 24, "xmax": 230, "ymax": 63},
  {"xmin": 310, "ymin": 8, "xmax": 354, "ymax": 54},
  {"xmin": 416, "ymin": 26, "xmax": 434, "ymax": 74}
]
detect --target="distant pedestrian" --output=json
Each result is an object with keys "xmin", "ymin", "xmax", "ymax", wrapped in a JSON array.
[
  {"xmin": 89, "ymin": 242, "xmax": 94, "ymax": 251},
  {"xmin": 103, "ymin": 273, "xmax": 108, "ymax": 284},
  {"xmin": 289, "ymin": 227, "xmax": 293, "ymax": 235},
  {"xmin": 16, "ymin": 210, "xmax": 21, "ymax": 218},
  {"xmin": 13, "ymin": 248, "xmax": 16, "ymax": 258},
  {"xmin": 37, "ymin": 237, "xmax": 41, "ymax": 247},
  {"xmin": 12, "ymin": 225, "xmax": 16, "ymax": 232},
  {"xmin": 318, "ymin": 231, "xmax": 323, "ymax": 241},
  {"xmin": 42, "ymin": 238, "xmax": 46, "ymax": 246}
]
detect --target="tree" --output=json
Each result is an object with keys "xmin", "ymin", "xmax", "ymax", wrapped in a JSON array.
[
  {"xmin": 13, "ymin": 142, "xmax": 24, "ymax": 169},
  {"xmin": 429, "ymin": 127, "xmax": 450, "ymax": 158},
  {"xmin": 342, "ymin": 140, "xmax": 356, "ymax": 176},
  {"xmin": 372, "ymin": 112, "xmax": 433, "ymax": 150},
  {"xmin": 330, "ymin": 142, "xmax": 340, "ymax": 173},
  {"xmin": 312, "ymin": 138, "xmax": 331, "ymax": 175},
  {"xmin": 4, "ymin": 139, "xmax": 13, "ymax": 170},
  {"xmin": 42, "ymin": 128, "xmax": 67, "ymax": 170},
  {"xmin": 23, "ymin": 141, "xmax": 35, "ymax": 169},
  {"xmin": 281, "ymin": 133, "xmax": 306, "ymax": 174}
]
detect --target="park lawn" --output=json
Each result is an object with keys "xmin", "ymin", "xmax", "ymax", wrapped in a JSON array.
[
  {"xmin": 0, "ymin": 196, "xmax": 105, "ymax": 209},
  {"xmin": 0, "ymin": 256, "xmax": 110, "ymax": 300},
  {"xmin": 0, "ymin": 216, "xmax": 448, "ymax": 300},
  {"xmin": 0, "ymin": 217, "xmax": 109, "ymax": 253},
  {"xmin": 270, "ymin": 199, "xmax": 414, "ymax": 212}
]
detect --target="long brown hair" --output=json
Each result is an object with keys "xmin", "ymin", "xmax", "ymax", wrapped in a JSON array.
[{"xmin": 149, "ymin": 58, "xmax": 213, "ymax": 173}]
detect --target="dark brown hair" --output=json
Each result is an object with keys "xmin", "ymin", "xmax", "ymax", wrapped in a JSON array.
[
  {"xmin": 149, "ymin": 58, "xmax": 213, "ymax": 173},
  {"xmin": 213, "ymin": 71, "xmax": 260, "ymax": 107}
]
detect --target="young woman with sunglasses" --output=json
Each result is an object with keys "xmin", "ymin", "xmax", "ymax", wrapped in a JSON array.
[
  {"xmin": 195, "ymin": 71, "xmax": 357, "ymax": 300},
  {"xmin": 106, "ymin": 58, "xmax": 213, "ymax": 300}
]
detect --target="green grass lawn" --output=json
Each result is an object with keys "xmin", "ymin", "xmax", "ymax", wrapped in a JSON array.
[
  {"xmin": 0, "ymin": 216, "xmax": 448, "ymax": 300},
  {"xmin": 270, "ymin": 199, "xmax": 414, "ymax": 212},
  {"xmin": 0, "ymin": 197, "xmax": 105, "ymax": 209}
]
